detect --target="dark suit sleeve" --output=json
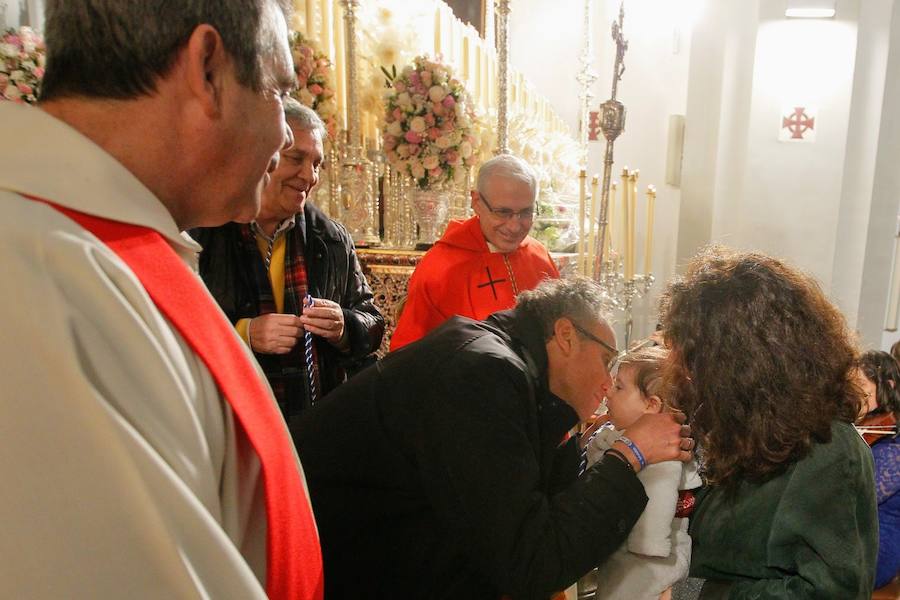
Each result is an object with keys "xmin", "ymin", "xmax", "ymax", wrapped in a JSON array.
[{"xmin": 419, "ymin": 352, "xmax": 647, "ymax": 600}]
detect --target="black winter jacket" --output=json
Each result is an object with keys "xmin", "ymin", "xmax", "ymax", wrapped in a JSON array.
[
  {"xmin": 191, "ymin": 203, "xmax": 384, "ymax": 418},
  {"xmin": 293, "ymin": 309, "xmax": 647, "ymax": 600}
]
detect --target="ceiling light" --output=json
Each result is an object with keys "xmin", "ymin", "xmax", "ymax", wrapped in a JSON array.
[{"xmin": 785, "ymin": 0, "xmax": 836, "ymax": 18}]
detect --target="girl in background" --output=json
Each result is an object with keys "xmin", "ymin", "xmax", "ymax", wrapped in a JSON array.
[{"xmin": 856, "ymin": 350, "xmax": 900, "ymax": 589}]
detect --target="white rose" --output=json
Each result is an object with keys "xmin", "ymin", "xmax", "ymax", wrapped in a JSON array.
[
  {"xmin": 387, "ymin": 120, "xmax": 404, "ymax": 137},
  {"xmin": 422, "ymin": 155, "xmax": 440, "ymax": 170},
  {"xmin": 397, "ymin": 92, "xmax": 412, "ymax": 108},
  {"xmin": 0, "ymin": 44, "xmax": 17, "ymax": 58},
  {"xmin": 318, "ymin": 98, "xmax": 337, "ymax": 117},
  {"xmin": 459, "ymin": 141, "xmax": 473, "ymax": 159},
  {"xmin": 427, "ymin": 85, "xmax": 446, "ymax": 103},
  {"xmin": 411, "ymin": 161, "xmax": 426, "ymax": 179},
  {"xmin": 397, "ymin": 143, "xmax": 410, "ymax": 158},
  {"xmin": 4, "ymin": 84, "xmax": 22, "ymax": 101},
  {"xmin": 298, "ymin": 88, "xmax": 315, "ymax": 106},
  {"xmin": 435, "ymin": 135, "xmax": 452, "ymax": 149},
  {"xmin": 450, "ymin": 130, "xmax": 463, "ymax": 145},
  {"xmin": 409, "ymin": 116, "xmax": 427, "ymax": 133}
]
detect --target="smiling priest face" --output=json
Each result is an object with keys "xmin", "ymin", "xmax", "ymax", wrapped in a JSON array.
[{"xmin": 470, "ymin": 174, "xmax": 536, "ymax": 253}]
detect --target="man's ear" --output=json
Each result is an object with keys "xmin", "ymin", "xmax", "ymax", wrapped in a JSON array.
[
  {"xmin": 182, "ymin": 24, "xmax": 229, "ymax": 118},
  {"xmin": 470, "ymin": 190, "xmax": 480, "ymax": 213},
  {"xmin": 551, "ymin": 318, "xmax": 576, "ymax": 356}
]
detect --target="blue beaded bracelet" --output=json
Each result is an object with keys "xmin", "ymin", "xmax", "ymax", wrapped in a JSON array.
[{"xmin": 617, "ymin": 435, "xmax": 646, "ymax": 470}]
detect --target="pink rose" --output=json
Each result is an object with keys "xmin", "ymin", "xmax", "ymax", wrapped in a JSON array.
[
  {"xmin": 421, "ymin": 70, "xmax": 433, "ymax": 86},
  {"xmin": 394, "ymin": 81, "xmax": 406, "ymax": 93},
  {"xmin": 32, "ymin": 67, "xmax": 43, "ymax": 79},
  {"xmin": 424, "ymin": 113, "xmax": 435, "ymax": 126},
  {"xmin": 429, "ymin": 167, "xmax": 443, "ymax": 178},
  {"xmin": 444, "ymin": 150, "xmax": 461, "ymax": 166},
  {"xmin": 442, "ymin": 95, "xmax": 455, "ymax": 109},
  {"xmin": 18, "ymin": 83, "xmax": 32, "ymax": 95},
  {"xmin": 408, "ymin": 72, "xmax": 420, "ymax": 85},
  {"xmin": 433, "ymin": 103, "xmax": 446, "ymax": 116},
  {"xmin": 408, "ymin": 144, "xmax": 421, "ymax": 156},
  {"xmin": 309, "ymin": 83, "xmax": 324, "ymax": 96},
  {"xmin": 383, "ymin": 135, "xmax": 397, "ymax": 150},
  {"xmin": 404, "ymin": 131, "xmax": 422, "ymax": 144},
  {"xmin": 427, "ymin": 127, "xmax": 441, "ymax": 141},
  {"xmin": 392, "ymin": 108, "xmax": 403, "ymax": 120}
]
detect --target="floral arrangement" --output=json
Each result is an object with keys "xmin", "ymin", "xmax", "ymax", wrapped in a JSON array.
[
  {"xmin": 0, "ymin": 27, "xmax": 45, "ymax": 104},
  {"xmin": 289, "ymin": 31, "xmax": 338, "ymax": 137},
  {"xmin": 382, "ymin": 55, "xmax": 480, "ymax": 190}
]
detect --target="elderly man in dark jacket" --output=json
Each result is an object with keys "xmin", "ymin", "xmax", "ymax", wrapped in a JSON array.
[
  {"xmin": 293, "ymin": 277, "xmax": 692, "ymax": 600},
  {"xmin": 193, "ymin": 99, "xmax": 383, "ymax": 422}
]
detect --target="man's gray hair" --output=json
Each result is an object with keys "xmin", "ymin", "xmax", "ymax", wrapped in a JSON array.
[
  {"xmin": 516, "ymin": 277, "xmax": 611, "ymax": 340},
  {"xmin": 284, "ymin": 97, "xmax": 327, "ymax": 139},
  {"xmin": 476, "ymin": 154, "xmax": 538, "ymax": 201},
  {"xmin": 40, "ymin": 0, "xmax": 291, "ymax": 101}
]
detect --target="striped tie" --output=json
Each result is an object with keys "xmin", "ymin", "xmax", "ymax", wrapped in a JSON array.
[{"xmin": 303, "ymin": 294, "xmax": 318, "ymax": 405}]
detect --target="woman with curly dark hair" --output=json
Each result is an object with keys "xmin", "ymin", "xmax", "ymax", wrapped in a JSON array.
[
  {"xmin": 856, "ymin": 350, "xmax": 900, "ymax": 589},
  {"xmin": 660, "ymin": 246, "xmax": 878, "ymax": 599}
]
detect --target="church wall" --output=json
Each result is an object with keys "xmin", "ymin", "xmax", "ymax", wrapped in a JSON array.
[
  {"xmin": 832, "ymin": 0, "xmax": 895, "ymax": 340},
  {"xmin": 860, "ymin": 1, "xmax": 900, "ymax": 350},
  {"xmin": 728, "ymin": 1, "xmax": 858, "ymax": 289},
  {"xmin": 2, "ymin": 1, "xmax": 45, "ymax": 29}
]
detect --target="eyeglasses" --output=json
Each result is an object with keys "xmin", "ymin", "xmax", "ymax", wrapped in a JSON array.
[
  {"xmin": 570, "ymin": 320, "xmax": 623, "ymax": 372},
  {"xmin": 478, "ymin": 193, "xmax": 535, "ymax": 222}
]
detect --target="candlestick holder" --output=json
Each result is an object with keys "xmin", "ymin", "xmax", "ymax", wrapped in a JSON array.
[
  {"xmin": 595, "ymin": 257, "xmax": 654, "ymax": 347},
  {"xmin": 339, "ymin": 0, "xmax": 380, "ymax": 246}
]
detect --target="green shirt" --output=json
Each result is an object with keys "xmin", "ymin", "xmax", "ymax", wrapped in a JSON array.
[{"xmin": 690, "ymin": 421, "xmax": 878, "ymax": 599}]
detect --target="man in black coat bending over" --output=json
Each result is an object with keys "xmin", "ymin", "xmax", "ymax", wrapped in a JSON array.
[{"xmin": 293, "ymin": 277, "xmax": 692, "ymax": 599}]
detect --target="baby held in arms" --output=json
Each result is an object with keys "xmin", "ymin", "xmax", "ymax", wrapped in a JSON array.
[{"xmin": 586, "ymin": 346, "xmax": 700, "ymax": 600}]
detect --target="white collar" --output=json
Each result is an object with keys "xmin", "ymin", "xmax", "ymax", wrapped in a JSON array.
[{"xmin": 0, "ymin": 102, "xmax": 197, "ymax": 253}]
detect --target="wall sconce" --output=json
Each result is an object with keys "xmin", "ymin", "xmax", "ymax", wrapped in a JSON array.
[{"xmin": 785, "ymin": 0, "xmax": 836, "ymax": 18}]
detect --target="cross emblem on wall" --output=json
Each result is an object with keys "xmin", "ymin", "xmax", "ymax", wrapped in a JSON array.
[{"xmin": 779, "ymin": 106, "xmax": 817, "ymax": 142}]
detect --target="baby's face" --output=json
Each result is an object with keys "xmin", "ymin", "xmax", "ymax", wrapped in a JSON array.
[{"xmin": 605, "ymin": 365, "xmax": 655, "ymax": 430}]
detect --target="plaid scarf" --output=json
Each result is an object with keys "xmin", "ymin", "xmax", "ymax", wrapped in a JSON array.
[{"xmin": 240, "ymin": 222, "xmax": 320, "ymax": 417}]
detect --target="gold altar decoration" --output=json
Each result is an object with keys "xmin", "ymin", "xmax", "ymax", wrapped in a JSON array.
[{"xmin": 291, "ymin": 0, "xmax": 580, "ymax": 264}]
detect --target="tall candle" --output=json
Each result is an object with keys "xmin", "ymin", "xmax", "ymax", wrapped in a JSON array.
[
  {"xmin": 481, "ymin": 49, "xmax": 488, "ymax": 107},
  {"xmin": 587, "ymin": 174, "xmax": 600, "ymax": 279},
  {"xmin": 627, "ymin": 171, "xmax": 639, "ymax": 280},
  {"xmin": 621, "ymin": 168, "xmax": 632, "ymax": 280},
  {"xmin": 306, "ymin": 0, "xmax": 315, "ymax": 37},
  {"xmin": 607, "ymin": 182, "xmax": 617, "ymax": 259},
  {"xmin": 462, "ymin": 36, "xmax": 470, "ymax": 80},
  {"xmin": 644, "ymin": 185, "xmax": 656, "ymax": 275},
  {"xmin": 578, "ymin": 170, "xmax": 587, "ymax": 276},
  {"xmin": 333, "ymin": 0, "xmax": 346, "ymax": 132},
  {"xmin": 434, "ymin": 6, "xmax": 441, "ymax": 57},
  {"xmin": 320, "ymin": 0, "xmax": 332, "ymax": 58}
]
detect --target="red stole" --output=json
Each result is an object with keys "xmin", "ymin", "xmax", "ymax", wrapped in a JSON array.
[{"xmin": 29, "ymin": 196, "xmax": 324, "ymax": 600}]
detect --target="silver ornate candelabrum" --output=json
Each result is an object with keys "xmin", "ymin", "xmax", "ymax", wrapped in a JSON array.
[{"xmin": 339, "ymin": 0, "xmax": 380, "ymax": 246}]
